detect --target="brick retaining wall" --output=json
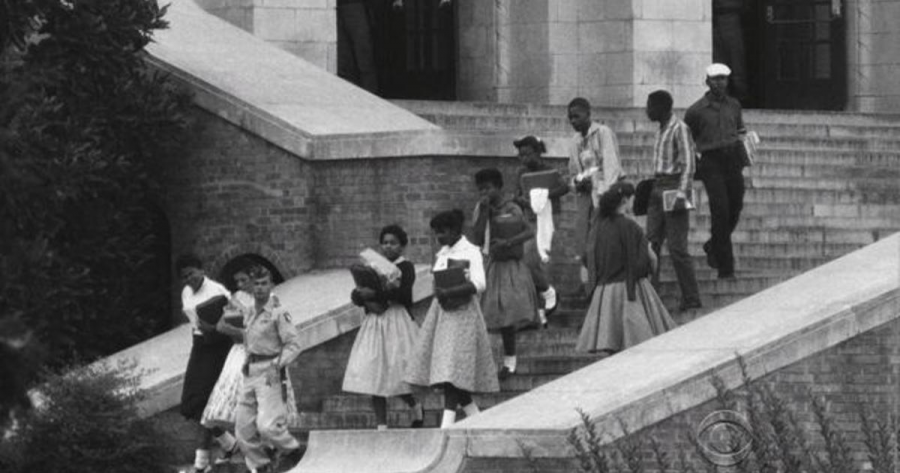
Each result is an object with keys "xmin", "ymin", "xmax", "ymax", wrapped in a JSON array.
[{"xmin": 462, "ymin": 312, "xmax": 900, "ymax": 472}]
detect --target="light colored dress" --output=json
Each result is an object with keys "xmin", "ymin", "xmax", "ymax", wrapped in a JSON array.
[
  {"xmin": 405, "ymin": 237, "xmax": 499, "ymax": 394},
  {"xmin": 343, "ymin": 258, "xmax": 421, "ymax": 397}
]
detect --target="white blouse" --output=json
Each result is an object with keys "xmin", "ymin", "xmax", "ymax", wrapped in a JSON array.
[
  {"xmin": 181, "ymin": 276, "xmax": 231, "ymax": 334},
  {"xmin": 433, "ymin": 236, "xmax": 486, "ymax": 293}
]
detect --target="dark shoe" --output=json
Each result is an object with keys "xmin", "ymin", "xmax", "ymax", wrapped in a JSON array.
[
  {"xmin": 678, "ymin": 300, "xmax": 703, "ymax": 312},
  {"xmin": 255, "ymin": 464, "xmax": 275, "ymax": 473},
  {"xmin": 214, "ymin": 443, "xmax": 240, "ymax": 465},
  {"xmin": 280, "ymin": 447, "xmax": 304, "ymax": 470},
  {"xmin": 498, "ymin": 366, "xmax": 515, "ymax": 380},
  {"xmin": 703, "ymin": 240, "xmax": 718, "ymax": 269},
  {"xmin": 717, "ymin": 272, "xmax": 736, "ymax": 280}
]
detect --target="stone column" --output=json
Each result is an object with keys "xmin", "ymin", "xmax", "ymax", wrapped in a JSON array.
[
  {"xmin": 457, "ymin": 0, "xmax": 711, "ymax": 107},
  {"xmin": 195, "ymin": 0, "xmax": 337, "ymax": 73}
]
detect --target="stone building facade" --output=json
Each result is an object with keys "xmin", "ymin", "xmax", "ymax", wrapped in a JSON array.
[{"xmin": 197, "ymin": 0, "xmax": 900, "ymax": 112}]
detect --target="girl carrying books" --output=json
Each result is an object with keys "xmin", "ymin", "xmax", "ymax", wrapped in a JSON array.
[
  {"xmin": 472, "ymin": 168, "xmax": 540, "ymax": 379},
  {"xmin": 405, "ymin": 209, "xmax": 499, "ymax": 428},
  {"xmin": 343, "ymin": 225, "xmax": 424, "ymax": 430},
  {"xmin": 576, "ymin": 182, "xmax": 677, "ymax": 354}
]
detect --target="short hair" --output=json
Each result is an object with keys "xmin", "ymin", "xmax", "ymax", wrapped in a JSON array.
[
  {"xmin": 568, "ymin": 97, "xmax": 591, "ymax": 112},
  {"xmin": 648, "ymin": 90, "xmax": 674, "ymax": 113},
  {"xmin": 513, "ymin": 135, "xmax": 547, "ymax": 154},
  {"xmin": 379, "ymin": 224, "xmax": 409, "ymax": 247},
  {"xmin": 430, "ymin": 209, "xmax": 465, "ymax": 233},
  {"xmin": 175, "ymin": 254, "xmax": 203, "ymax": 272},
  {"xmin": 248, "ymin": 265, "xmax": 272, "ymax": 281},
  {"xmin": 598, "ymin": 181, "xmax": 636, "ymax": 219},
  {"xmin": 474, "ymin": 168, "xmax": 504, "ymax": 189}
]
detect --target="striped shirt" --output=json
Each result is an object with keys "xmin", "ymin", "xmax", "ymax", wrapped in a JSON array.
[{"xmin": 652, "ymin": 115, "xmax": 696, "ymax": 194}]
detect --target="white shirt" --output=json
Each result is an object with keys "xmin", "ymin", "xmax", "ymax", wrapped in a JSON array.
[
  {"xmin": 181, "ymin": 276, "xmax": 231, "ymax": 334},
  {"xmin": 433, "ymin": 236, "xmax": 486, "ymax": 293}
]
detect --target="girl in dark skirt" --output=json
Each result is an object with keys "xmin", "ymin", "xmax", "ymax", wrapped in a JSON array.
[
  {"xmin": 405, "ymin": 210, "xmax": 499, "ymax": 428},
  {"xmin": 343, "ymin": 224, "xmax": 424, "ymax": 430},
  {"xmin": 471, "ymin": 168, "xmax": 540, "ymax": 379},
  {"xmin": 576, "ymin": 182, "xmax": 677, "ymax": 354}
]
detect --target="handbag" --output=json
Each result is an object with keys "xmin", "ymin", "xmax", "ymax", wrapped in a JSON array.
[{"xmin": 633, "ymin": 179, "xmax": 654, "ymax": 216}]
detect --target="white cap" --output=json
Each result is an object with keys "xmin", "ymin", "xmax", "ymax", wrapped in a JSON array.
[{"xmin": 706, "ymin": 63, "xmax": 731, "ymax": 77}]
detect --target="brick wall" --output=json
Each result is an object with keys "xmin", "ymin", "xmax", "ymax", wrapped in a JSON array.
[
  {"xmin": 161, "ymin": 108, "xmax": 316, "ymax": 287},
  {"xmin": 462, "ymin": 312, "xmax": 900, "ymax": 472}
]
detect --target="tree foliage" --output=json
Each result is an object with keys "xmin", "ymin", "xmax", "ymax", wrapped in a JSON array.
[{"xmin": 0, "ymin": 0, "xmax": 192, "ymax": 373}]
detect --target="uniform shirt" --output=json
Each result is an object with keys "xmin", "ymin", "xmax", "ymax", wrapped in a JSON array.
[
  {"xmin": 567, "ymin": 121, "xmax": 623, "ymax": 195},
  {"xmin": 242, "ymin": 294, "xmax": 303, "ymax": 367},
  {"xmin": 652, "ymin": 115, "xmax": 696, "ymax": 194},
  {"xmin": 181, "ymin": 276, "xmax": 231, "ymax": 335},
  {"xmin": 684, "ymin": 92, "xmax": 746, "ymax": 153},
  {"xmin": 433, "ymin": 236, "xmax": 486, "ymax": 294}
]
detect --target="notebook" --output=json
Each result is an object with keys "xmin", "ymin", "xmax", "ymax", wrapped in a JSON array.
[
  {"xmin": 520, "ymin": 169, "xmax": 561, "ymax": 192},
  {"xmin": 662, "ymin": 189, "xmax": 695, "ymax": 212},
  {"xmin": 196, "ymin": 295, "xmax": 229, "ymax": 325}
]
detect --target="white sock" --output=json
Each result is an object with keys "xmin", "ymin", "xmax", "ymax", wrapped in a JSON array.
[
  {"xmin": 462, "ymin": 402, "xmax": 480, "ymax": 417},
  {"xmin": 538, "ymin": 309, "xmax": 547, "ymax": 325},
  {"xmin": 504, "ymin": 355, "xmax": 517, "ymax": 372},
  {"xmin": 440, "ymin": 409, "xmax": 456, "ymax": 429},
  {"xmin": 376, "ymin": 424, "xmax": 388, "ymax": 431},
  {"xmin": 542, "ymin": 286, "xmax": 557, "ymax": 310},
  {"xmin": 215, "ymin": 432, "xmax": 236, "ymax": 452},
  {"xmin": 194, "ymin": 449, "xmax": 210, "ymax": 468}
]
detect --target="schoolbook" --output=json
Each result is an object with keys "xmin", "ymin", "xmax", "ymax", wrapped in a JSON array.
[
  {"xmin": 520, "ymin": 169, "xmax": 560, "ymax": 192},
  {"xmin": 662, "ymin": 189, "xmax": 695, "ymax": 212},
  {"xmin": 196, "ymin": 295, "xmax": 229, "ymax": 325},
  {"xmin": 349, "ymin": 263, "xmax": 389, "ymax": 314}
]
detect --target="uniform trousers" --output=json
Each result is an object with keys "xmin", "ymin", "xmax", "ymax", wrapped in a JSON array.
[{"xmin": 235, "ymin": 360, "xmax": 299, "ymax": 470}]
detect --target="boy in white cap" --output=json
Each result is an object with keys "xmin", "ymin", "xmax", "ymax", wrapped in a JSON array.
[{"xmin": 684, "ymin": 63, "xmax": 747, "ymax": 280}]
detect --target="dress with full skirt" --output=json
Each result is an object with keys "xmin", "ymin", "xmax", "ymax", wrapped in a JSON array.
[
  {"xmin": 575, "ymin": 278, "xmax": 677, "ymax": 353},
  {"xmin": 405, "ymin": 297, "xmax": 499, "ymax": 394},
  {"xmin": 342, "ymin": 303, "xmax": 421, "ymax": 397},
  {"xmin": 481, "ymin": 257, "xmax": 540, "ymax": 331}
]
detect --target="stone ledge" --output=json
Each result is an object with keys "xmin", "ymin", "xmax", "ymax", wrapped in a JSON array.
[
  {"xmin": 98, "ymin": 265, "xmax": 433, "ymax": 417},
  {"xmin": 295, "ymin": 429, "xmax": 466, "ymax": 473},
  {"xmin": 144, "ymin": 0, "xmax": 438, "ymax": 160}
]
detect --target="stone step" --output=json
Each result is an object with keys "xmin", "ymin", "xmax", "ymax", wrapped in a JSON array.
[
  {"xmin": 395, "ymin": 100, "xmax": 900, "ymax": 128},
  {"xmin": 611, "ymin": 146, "xmax": 900, "ymax": 169},
  {"xmin": 321, "ymin": 390, "xmax": 523, "ymax": 413},
  {"xmin": 419, "ymin": 113, "xmax": 900, "ymax": 139}
]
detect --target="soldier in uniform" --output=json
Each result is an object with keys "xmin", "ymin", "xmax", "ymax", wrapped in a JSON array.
[{"xmin": 234, "ymin": 266, "xmax": 304, "ymax": 473}]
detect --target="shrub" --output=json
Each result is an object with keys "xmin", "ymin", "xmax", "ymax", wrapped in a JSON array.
[
  {"xmin": 0, "ymin": 360, "xmax": 175, "ymax": 473},
  {"xmin": 0, "ymin": 0, "xmax": 192, "ymax": 368}
]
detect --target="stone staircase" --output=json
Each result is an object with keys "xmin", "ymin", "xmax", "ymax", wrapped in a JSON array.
[{"xmin": 283, "ymin": 103, "xmax": 900, "ymax": 452}]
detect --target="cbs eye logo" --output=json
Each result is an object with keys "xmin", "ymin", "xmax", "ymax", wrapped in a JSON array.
[{"xmin": 696, "ymin": 410, "xmax": 753, "ymax": 467}]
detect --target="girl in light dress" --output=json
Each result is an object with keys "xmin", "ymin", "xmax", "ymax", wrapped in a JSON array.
[
  {"xmin": 343, "ymin": 225, "xmax": 425, "ymax": 430},
  {"xmin": 405, "ymin": 209, "xmax": 499, "ymax": 428},
  {"xmin": 470, "ymin": 168, "xmax": 540, "ymax": 379},
  {"xmin": 576, "ymin": 182, "xmax": 677, "ymax": 354}
]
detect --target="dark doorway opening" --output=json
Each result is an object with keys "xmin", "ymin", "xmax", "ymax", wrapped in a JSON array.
[
  {"xmin": 219, "ymin": 254, "xmax": 286, "ymax": 293},
  {"xmin": 337, "ymin": 0, "xmax": 456, "ymax": 100},
  {"xmin": 721, "ymin": 0, "xmax": 847, "ymax": 110}
]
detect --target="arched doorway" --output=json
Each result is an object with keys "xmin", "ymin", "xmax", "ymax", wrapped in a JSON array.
[{"xmin": 219, "ymin": 254, "xmax": 286, "ymax": 292}]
